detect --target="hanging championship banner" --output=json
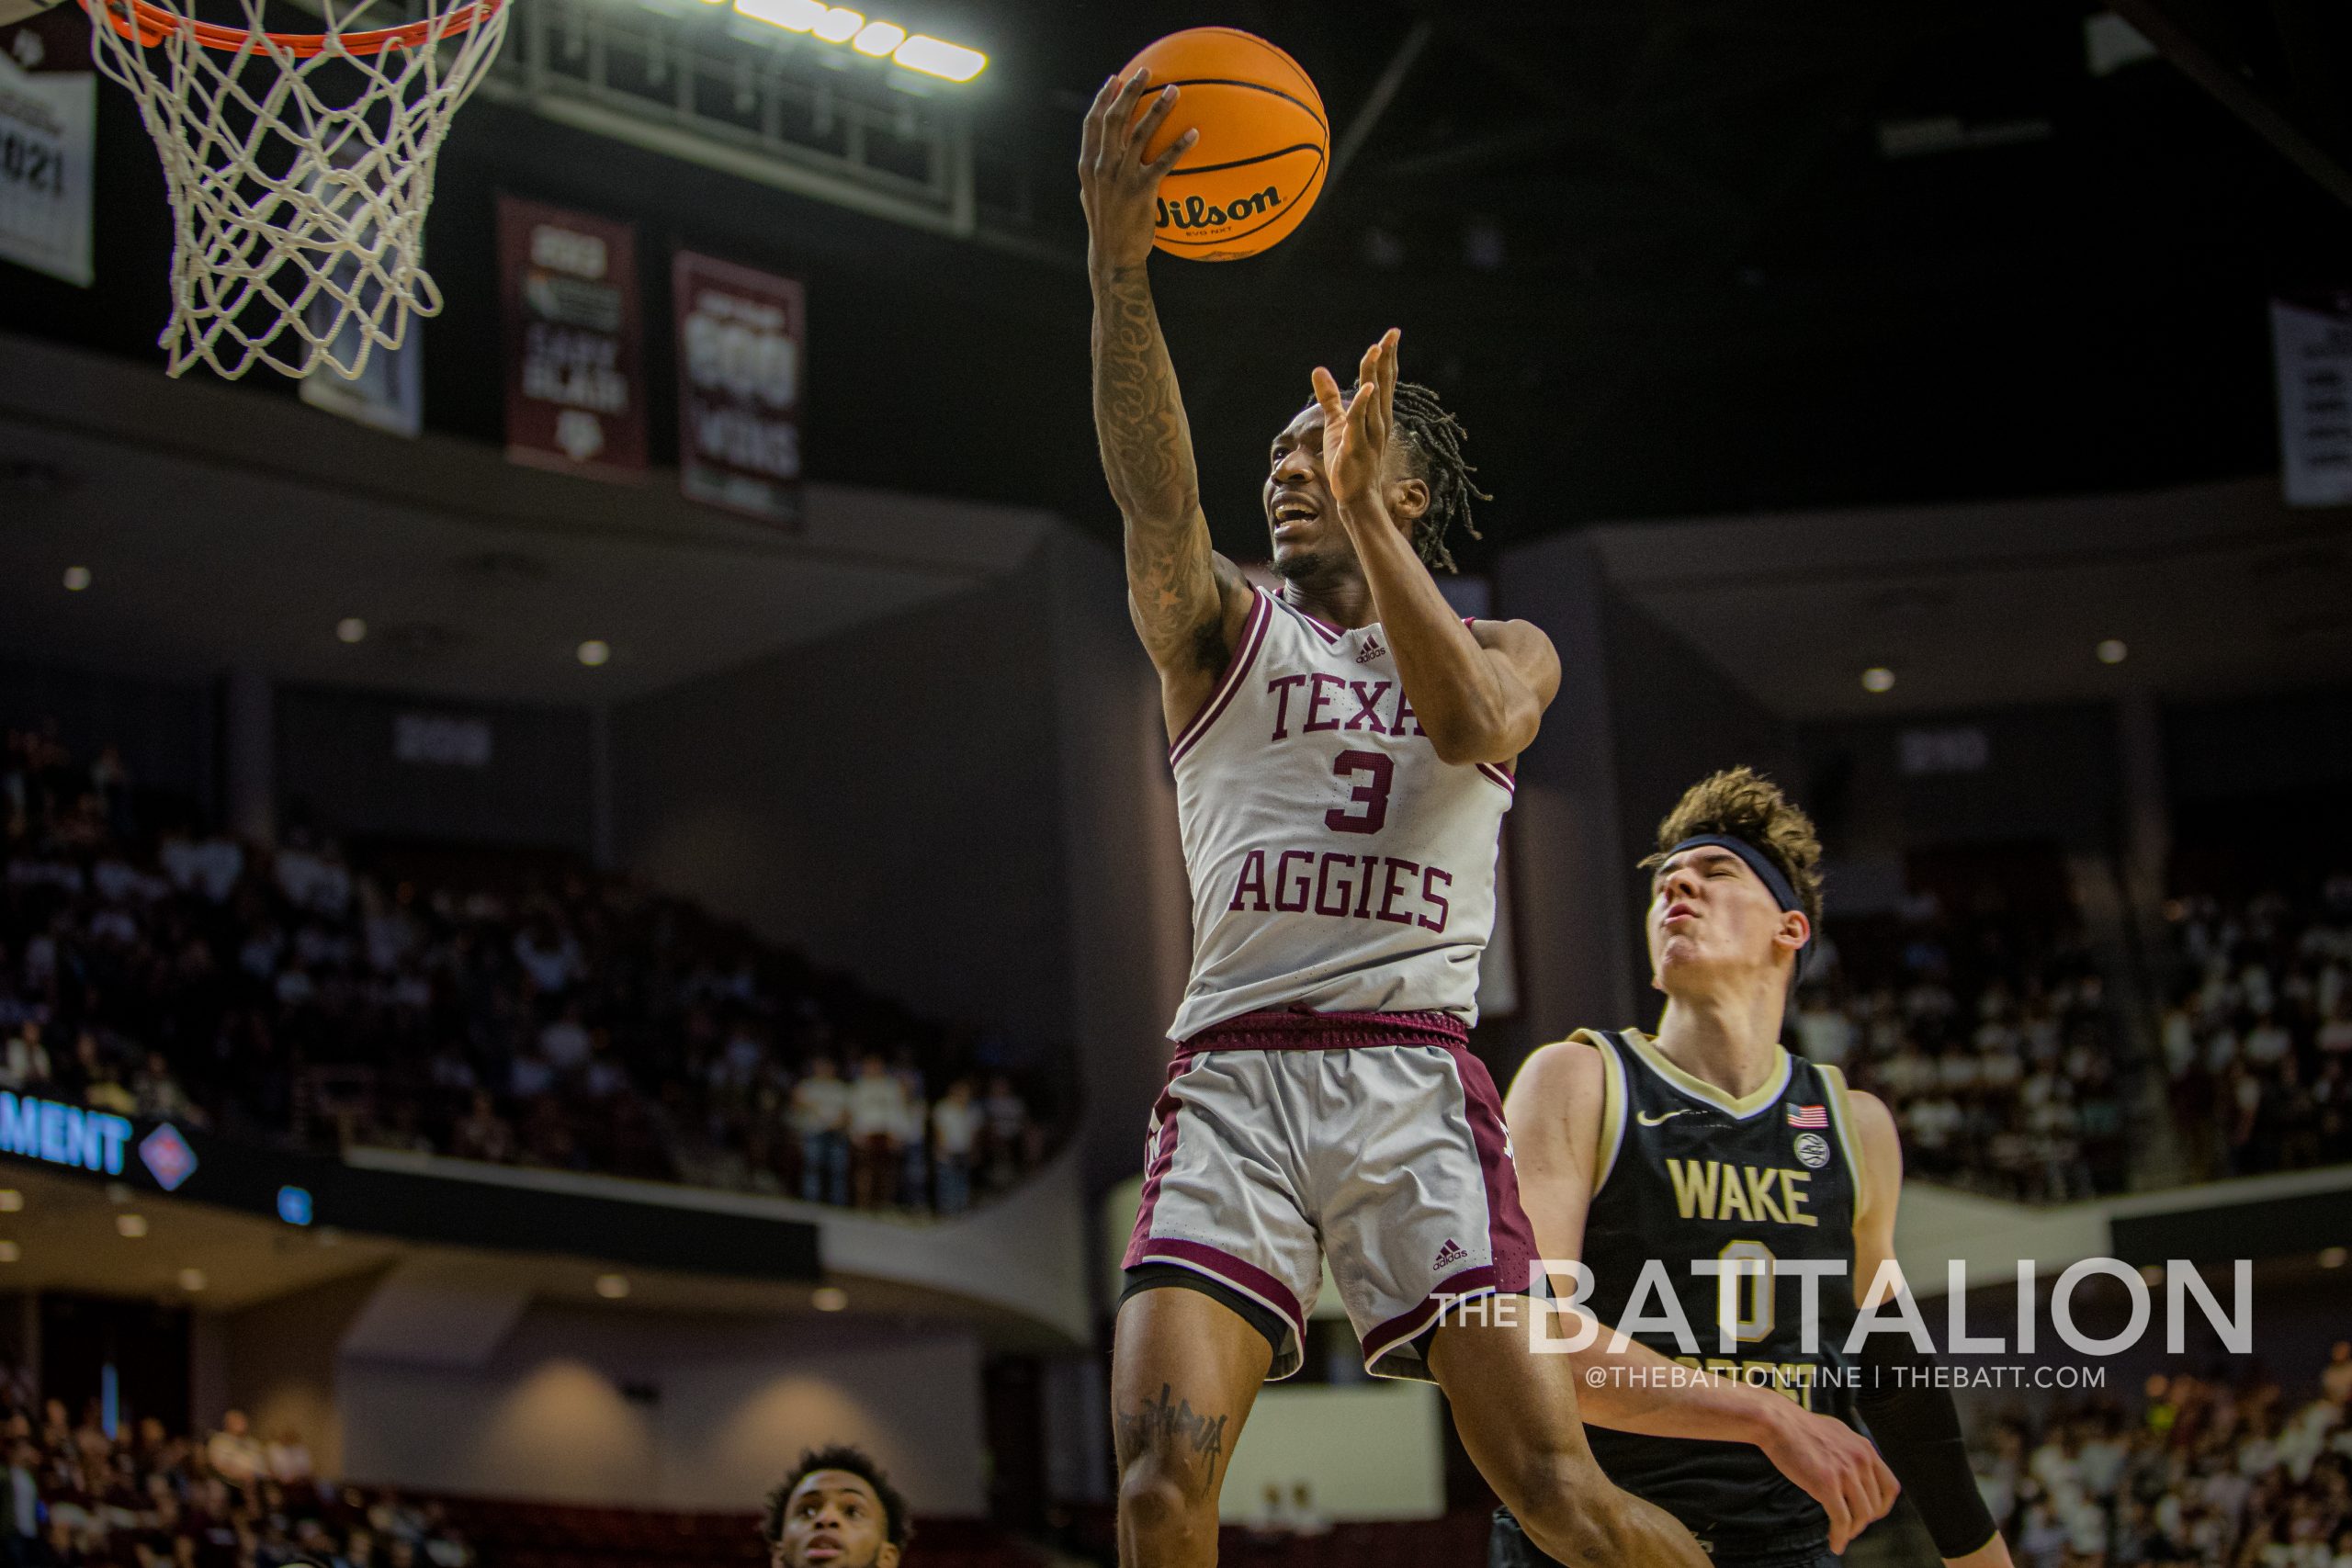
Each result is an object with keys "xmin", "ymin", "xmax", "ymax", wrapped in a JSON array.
[
  {"xmin": 673, "ymin": 251, "xmax": 805, "ymax": 528},
  {"xmin": 0, "ymin": 9, "xmax": 96, "ymax": 288},
  {"xmin": 2272, "ymin": 291, "xmax": 2352, "ymax": 508},
  {"xmin": 499, "ymin": 194, "xmax": 646, "ymax": 479}
]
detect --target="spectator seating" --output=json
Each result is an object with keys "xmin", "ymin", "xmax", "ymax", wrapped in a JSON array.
[
  {"xmin": 431, "ymin": 1498, "xmax": 1040, "ymax": 1568},
  {"xmin": 1792, "ymin": 895, "xmax": 2131, "ymax": 1201},
  {"xmin": 1213, "ymin": 1511, "xmax": 1487, "ymax": 1568},
  {"xmin": 0, "ymin": 721, "xmax": 1057, "ymax": 1215},
  {"xmin": 2160, "ymin": 878, "xmax": 2352, "ymax": 1180},
  {"xmin": 0, "ymin": 1363, "xmax": 1044, "ymax": 1568},
  {"xmin": 1966, "ymin": 1342, "xmax": 2352, "ymax": 1567},
  {"xmin": 1052, "ymin": 1501, "xmax": 1487, "ymax": 1568},
  {"xmin": 0, "ymin": 1377, "xmax": 474, "ymax": 1568}
]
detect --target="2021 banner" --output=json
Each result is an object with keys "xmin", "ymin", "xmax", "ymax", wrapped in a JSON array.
[{"xmin": 0, "ymin": 10, "xmax": 95, "ymax": 288}]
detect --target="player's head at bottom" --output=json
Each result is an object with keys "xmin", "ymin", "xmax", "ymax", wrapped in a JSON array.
[
  {"xmin": 1639, "ymin": 767, "xmax": 1825, "ymax": 998},
  {"xmin": 763, "ymin": 1447, "xmax": 910, "ymax": 1568},
  {"xmin": 1262, "ymin": 378, "xmax": 1486, "ymax": 587}
]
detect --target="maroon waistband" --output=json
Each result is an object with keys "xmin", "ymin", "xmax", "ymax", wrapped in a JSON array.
[{"xmin": 1176, "ymin": 1009, "xmax": 1471, "ymax": 1054}]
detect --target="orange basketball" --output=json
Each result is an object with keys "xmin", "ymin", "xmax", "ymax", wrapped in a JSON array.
[{"xmin": 1123, "ymin": 28, "xmax": 1328, "ymax": 262}]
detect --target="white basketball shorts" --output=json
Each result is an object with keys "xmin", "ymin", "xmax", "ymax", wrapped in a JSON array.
[{"xmin": 1121, "ymin": 1009, "xmax": 1540, "ymax": 1382}]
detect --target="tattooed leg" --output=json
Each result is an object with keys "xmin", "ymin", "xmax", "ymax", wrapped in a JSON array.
[
  {"xmin": 1111, "ymin": 1287, "xmax": 1272, "ymax": 1568},
  {"xmin": 1114, "ymin": 1383, "xmax": 1230, "ymax": 1506}
]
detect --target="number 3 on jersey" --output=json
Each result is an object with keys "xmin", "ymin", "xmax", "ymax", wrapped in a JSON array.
[{"xmin": 1326, "ymin": 750, "xmax": 1393, "ymax": 835}]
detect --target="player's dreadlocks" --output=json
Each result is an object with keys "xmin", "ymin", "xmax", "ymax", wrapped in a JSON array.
[{"xmin": 1377, "ymin": 378, "xmax": 1488, "ymax": 573}]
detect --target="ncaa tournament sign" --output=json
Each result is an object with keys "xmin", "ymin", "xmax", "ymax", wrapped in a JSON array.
[
  {"xmin": 673, "ymin": 251, "xmax": 804, "ymax": 528},
  {"xmin": 0, "ymin": 1093, "xmax": 132, "ymax": 1176}
]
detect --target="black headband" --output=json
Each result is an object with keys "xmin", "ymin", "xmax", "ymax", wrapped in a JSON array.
[{"xmin": 1665, "ymin": 834, "xmax": 1815, "ymax": 983}]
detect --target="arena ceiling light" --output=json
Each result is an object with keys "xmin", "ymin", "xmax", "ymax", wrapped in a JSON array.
[
  {"xmin": 852, "ymin": 19, "xmax": 903, "ymax": 55},
  {"xmin": 729, "ymin": 0, "xmax": 988, "ymax": 83},
  {"xmin": 808, "ymin": 6, "xmax": 860, "ymax": 40},
  {"xmin": 891, "ymin": 35, "xmax": 985, "ymax": 81}
]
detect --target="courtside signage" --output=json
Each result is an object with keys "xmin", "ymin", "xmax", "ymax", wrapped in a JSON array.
[
  {"xmin": 0, "ymin": 1114, "xmax": 820, "ymax": 1277},
  {"xmin": 0, "ymin": 1093, "xmax": 131, "ymax": 1176}
]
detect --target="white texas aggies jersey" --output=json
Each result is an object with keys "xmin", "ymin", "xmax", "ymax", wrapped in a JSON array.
[{"xmin": 1167, "ymin": 586, "xmax": 1515, "ymax": 1040}]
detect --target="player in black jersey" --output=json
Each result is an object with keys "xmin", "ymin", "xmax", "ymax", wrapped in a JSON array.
[{"xmin": 1494, "ymin": 769, "xmax": 2013, "ymax": 1568}]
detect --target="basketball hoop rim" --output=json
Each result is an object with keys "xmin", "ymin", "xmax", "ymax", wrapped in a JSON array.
[{"xmin": 80, "ymin": 0, "xmax": 503, "ymax": 58}]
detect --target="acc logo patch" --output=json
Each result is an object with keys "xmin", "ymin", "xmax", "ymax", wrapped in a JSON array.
[{"xmin": 1792, "ymin": 1132, "xmax": 1831, "ymax": 1169}]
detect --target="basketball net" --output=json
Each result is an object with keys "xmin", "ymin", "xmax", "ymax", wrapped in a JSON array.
[{"xmin": 81, "ymin": 0, "xmax": 510, "ymax": 380}]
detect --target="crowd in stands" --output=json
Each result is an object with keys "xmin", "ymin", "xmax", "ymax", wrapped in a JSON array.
[
  {"xmin": 2161, "ymin": 880, "xmax": 2352, "ymax": 1180},
  {"xmin": 0, "ymin": 720, "xmax": 1057, "ymax": 1215},
  {"xmin": 0, "ymin": 1373, "xmax": 470, "ymax": 1568},
  {"xmin": 437, "ymin": 1495, "xmax": 1040, "ymax": 1568},
  {"xmin": 1966, "ymin": 1342, "xmax": 2352, "ymax": 1568},
  {"xmin": 1789, "ymin": 897, "xmax": 2132, "ymax": 1201}
]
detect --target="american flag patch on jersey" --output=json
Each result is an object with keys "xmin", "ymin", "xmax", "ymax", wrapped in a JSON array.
[{"xmin": 1787, "ymin": 1103, "xmax": 1829, "ymax": 1128}]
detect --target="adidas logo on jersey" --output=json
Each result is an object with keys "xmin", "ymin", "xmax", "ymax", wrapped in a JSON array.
[
  {"xmin": 1356, "ymin": 633, "xmax": 1387, "ymax": 664},
  {"xmin": 1431, "ymin": 1237, "xmax": 1469, "ymax": 1271}
]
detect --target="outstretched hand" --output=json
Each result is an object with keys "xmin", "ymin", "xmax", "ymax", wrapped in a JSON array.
[
  {"xmin": 1079, "ymin": 71, "xmax": 1197, "ymax": 273},
  {"xmin": 1310, "ymin": 328, "xmax": 1401, "ymax": 520}
]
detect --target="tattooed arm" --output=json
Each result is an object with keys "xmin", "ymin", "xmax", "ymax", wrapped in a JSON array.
[{"xmin": 1080, "ymin": 69, "xmax": 1256, "ymax": 736}]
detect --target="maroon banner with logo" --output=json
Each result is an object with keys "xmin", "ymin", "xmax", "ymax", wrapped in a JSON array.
[
  {"xmin": 499, "ymin": 195, "xmax": 646, "ymax": 479},
  {"xmin": 673, "ymin": 251, "xmax": 805, "ymax": 528}
]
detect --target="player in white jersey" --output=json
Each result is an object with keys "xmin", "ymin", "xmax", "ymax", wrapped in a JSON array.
[{"xmin": 1081, "ymin": 68, "xmax": 1712, "ymax": 1568}]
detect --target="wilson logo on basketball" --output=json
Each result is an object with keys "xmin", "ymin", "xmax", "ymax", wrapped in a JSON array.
[
  {"xmin": 1155, "ymin": 186, "xmax": 1283, "ymax": 233},
  {"xmin": 1124, "ymin": 28, "xmax": 1329, "ymax": 261}
]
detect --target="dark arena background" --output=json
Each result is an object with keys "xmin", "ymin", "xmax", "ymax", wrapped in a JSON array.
[{"xmin": 0, "ymin": 2, "xmax": 2349, "ymax": 1567}]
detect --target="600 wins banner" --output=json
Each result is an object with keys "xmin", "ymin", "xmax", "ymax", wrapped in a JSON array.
[{"xmin": 673, "ymin": 250, "xmax": 805, "ymax": 528}]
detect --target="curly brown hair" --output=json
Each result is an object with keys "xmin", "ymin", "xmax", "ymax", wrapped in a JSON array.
[{"xmin": 1638, "ymin": 766, "xmax": 1824, "ymax": 931}]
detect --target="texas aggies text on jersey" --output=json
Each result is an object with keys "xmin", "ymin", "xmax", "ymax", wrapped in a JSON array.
[
  {"xmin": 1576, "ymin": 1028, "xmax": 1867, "ymax": 1555},
  {"xmin": 1166, "ymin": 587, "xmax": 1514, "ymax": 1041}
]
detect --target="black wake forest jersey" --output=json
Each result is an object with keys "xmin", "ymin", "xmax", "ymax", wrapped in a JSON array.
[{"xmin": 1577, "ymin": 1028, "xmax": 1870, "ymax": 1555}]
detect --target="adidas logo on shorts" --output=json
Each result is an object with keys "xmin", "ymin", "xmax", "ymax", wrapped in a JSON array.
[{"xmin": 1431, "ymin": 1237, "xmax": 1469, "ymax": 1271}]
